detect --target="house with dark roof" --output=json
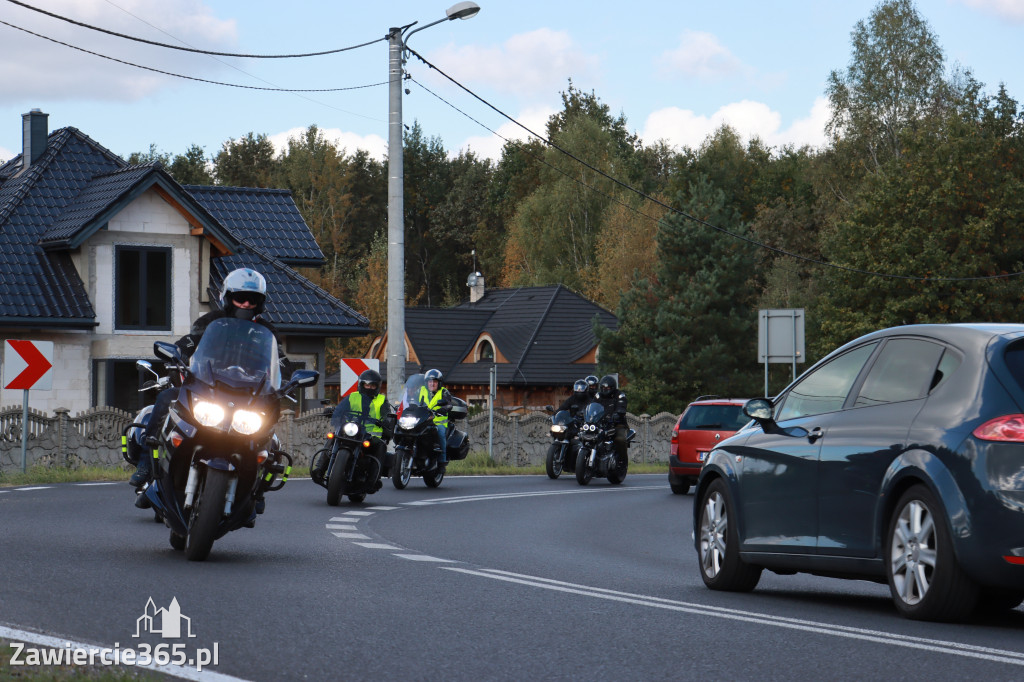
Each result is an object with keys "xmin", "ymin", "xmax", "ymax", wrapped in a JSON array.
[
  {"xmin": 0, "ymin": 110, "xmax": 369, "ymax": 415},
  {"xmin": 361, "ymin": 274, "xmax": 618, "ymax": 411}
]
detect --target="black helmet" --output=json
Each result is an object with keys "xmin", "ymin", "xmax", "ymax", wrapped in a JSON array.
[
  {"xmin": 220, "ymin": 268, "xmax": 267, "ymax": 320},
  {"xmin": 425, "ymin": 369, "xmax": 443, "ymax": 385},
  {"xmin": 598, "ymin": 374, "xmax": 617, "ymax": 397},
  {"xmin": 585, "ymin": 375, "xmax": 599, "ymax": 396},
  {"xmin": 573, "ymin": 379, "xmax": 588, "ymax": 395},
  {"xmin": 358, "ymin": 369, "xmax": 381, "ymax": 398}
]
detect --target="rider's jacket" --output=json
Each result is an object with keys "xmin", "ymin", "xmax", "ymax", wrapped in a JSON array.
[{"xmin": 418, "ymin": 387, "xmax": 452, "ymax": 428}]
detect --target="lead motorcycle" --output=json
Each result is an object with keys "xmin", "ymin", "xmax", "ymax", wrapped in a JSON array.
[
  {"xmin": 311, "ymin": 407, "xmax": 394, "ymax": 505},
  {"xmin": 143, "ymin": 317, "xmax": 319, "ymax": 561},
  {"xmin": 545, "ymin": 409, "xmax": 581, "ymax": 479},
  {"xmin": 574, "ymin": 402, "xmax": 635, "ymax": 486},
  {"xmin": 391, "ymin": 374, "xmax": 469, "ymax": 489}
]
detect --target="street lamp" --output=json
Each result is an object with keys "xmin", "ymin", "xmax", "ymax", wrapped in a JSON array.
[{"xmin": 386, "ymin": 2, "xmax": 481, "ymax": 403}]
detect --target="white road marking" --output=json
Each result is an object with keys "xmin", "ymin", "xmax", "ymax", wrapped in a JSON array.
[
  {"xmin": 402, "ymin": 485, "xmax": 663, "ymax": 506},
  {"xmin": 353, "ymin": 543, "xmax": 400, "ymax": 550},
  {"xmin": 325, "ymin": 525, "xmax": 359, "ymax": 531},
  {"xmin": 328, "ymin": 516, "xmax": 364, "ymax": 522},
  {"xmin": 336, "ymin": 510, "xmax": 375, "ymax": 516},
  {"xmin": 0, "ymin": 624, "xmax": 251, "ymax": 681},
  {"xmin": 12, "ymin": 486, "xmax": 52, "ymax": 491},
  {"xmin": 76, "ymin": 482, "xmax": 120, "ymax": 486},
  {"xmin": 394, "ymin": 554, "xmax": 457, "ymax": 563},
  {"xmin": 443, "ymin": 568, "xmax": 1024, "ymax": 667},
  {"xmin": 331, "ymin": 532, "xmax": 370, "ymax": 539},
  {"xmin": 366, "ymin": 506, "xmax": 398, "ymax": 510}
]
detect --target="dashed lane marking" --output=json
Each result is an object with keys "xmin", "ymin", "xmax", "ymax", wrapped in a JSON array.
[
  {"xmin": 336, "ymin": 510, "xmax": 375, "ymax": 516},
  {"xmin": 12, "ymin": 486, "xmax": 52, "ymax": 491},
  {"xmin": 393, "ymin": 554, "xmax": 457, "ymax": 563},
  {"xmin": 353, "ymin": 542, "xmax": 400, "ymax": 550},
  {"xmin": 331, "ymin": 532, "xmax": 370, "ymax": 539},
  {"xmin": 325, "ymin": 524, "xmax": 359, "ymax": 531},
  {"xmin": 402, "ymin": 485, "xmax": 663, "ymax": 506}
]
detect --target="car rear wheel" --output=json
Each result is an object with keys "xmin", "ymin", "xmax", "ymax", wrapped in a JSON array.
[
  {"xmin": 697, "ymin": 479, "xmax": 761, "ymax": 591},
  {"xmin": 885, "ymin": 485, "xmax": 978, "ymax": 621}
]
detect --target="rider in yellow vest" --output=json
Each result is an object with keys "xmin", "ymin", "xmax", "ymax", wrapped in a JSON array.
[
  {"xmin": 418, "ymin": 368, "xmax": 452, "ymax": 468},
  {"xmin": 314, "ymin": 369, "xmax": 394, "ymax": 480}
]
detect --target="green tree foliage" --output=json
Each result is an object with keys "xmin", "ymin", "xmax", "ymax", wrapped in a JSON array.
[
  {"xmin": 597, "ymin": 176, "xmax": 763, "ymax": 414},
  {"xmin": 825, "ymin": 0, "xmax": 945, "ymax": 168},
  {"xmin": 816, "ymin": 84, "xmax": 1024, "ymax": 352},
  {"xmin": 213, "ymin": 132, "xmax": 278, "ymax": 187},
  {"xmin": 168, "ymin": 144, "xmax": 214, "ymax": 185}
]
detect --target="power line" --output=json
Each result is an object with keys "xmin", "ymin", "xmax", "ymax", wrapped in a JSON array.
[
  {"xmin": 407, "ymin": 47, "xmax": 1024, "ymax": 284},
  {"xmin": 4, "ymin": 0, "xmax": 384, "ymax": 58},
  {"xmin": 0, "ymin": 19, "xmax": 387, "ymax": 93}
]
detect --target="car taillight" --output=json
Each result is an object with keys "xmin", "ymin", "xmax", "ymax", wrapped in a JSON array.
[
  {"xmin": 1005, "ymin": 556, "xmax": 1024, "ymax": 565},
  {"xmin": 670, "ymin": 428, "xmax": 678, "ymax": 446},
  {"xmin": 972, "ymin": 415, "xmax": 1024, "ymax": 442}
]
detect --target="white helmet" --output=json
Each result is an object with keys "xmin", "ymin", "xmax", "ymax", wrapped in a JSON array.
[{"xmin": 220, "ymin": 268, "xmax": 267, "ymax": 320}]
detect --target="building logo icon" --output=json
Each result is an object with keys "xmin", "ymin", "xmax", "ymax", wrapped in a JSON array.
[{"xmin": 133, "ymin": 597, "xmax": 196, "ymax": 638}]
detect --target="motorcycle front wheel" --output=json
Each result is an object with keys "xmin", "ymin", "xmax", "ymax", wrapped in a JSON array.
[
  {"xmin": 607, "ymin": 451, "xmax": 628, "ymax": 485},
  {"xmin": 575, "ymin": 449, "xmax": 593, "ymax": 486},
  {"xmin": 392, "ymin": 448, "xmax": 412, "ymax": 490},
  {"xmin": 326, "ymin": 449, "xmax": 351, "ymax": 506},
  {"xmin": 424, "ymin": 466, "xmax": 444, "ymax": 488},
  {"xmin": 185, "ymin": 468, "xmax": 229, "ymax": 562},
  {"xmin": 545, "ymin": 442, "xmax": 563, "ymax": 479}
]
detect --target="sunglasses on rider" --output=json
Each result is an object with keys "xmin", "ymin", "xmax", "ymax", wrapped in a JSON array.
[{"xmin": 230, "ymin": 292, "xmax": 261, "ymax": 305}]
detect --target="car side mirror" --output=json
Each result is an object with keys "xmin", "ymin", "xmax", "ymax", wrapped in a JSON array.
[
  {"xmin": 743, "ymin": 398, "xmax": 773, "ymax": 421},
  {"xmin": 282, "ymin": 369, "xmax": 319, "ymax": 395}
]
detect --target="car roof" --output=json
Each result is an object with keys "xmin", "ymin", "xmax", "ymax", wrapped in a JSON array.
[{"xmin": 685, "ymin": 398, "xmax": 748, "ymax": 407}]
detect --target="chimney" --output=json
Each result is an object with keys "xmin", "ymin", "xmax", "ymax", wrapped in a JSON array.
[
  {"xmin": 467, "ymin": 271, "xmax": 485, "ymax": 303},
  {"xmin": 22, "ymin": 109, "xmax": 49, "ymax": 169}
]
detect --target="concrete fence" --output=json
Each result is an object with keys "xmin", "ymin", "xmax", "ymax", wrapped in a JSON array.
[{"xmin": 0, "ymin": 406, "xmax": 678, "ymax": 472}]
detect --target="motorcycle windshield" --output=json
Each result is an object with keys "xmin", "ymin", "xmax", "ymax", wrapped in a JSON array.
[
  {"xmin": 583, "ymin": 402, "xmax": 606, "ymax": 424},
  {"xmin": 189, "ymin": 318, "xmax": 280, "ymax": 393},
  {"xmin": 400, "ymin": 374, "xmax": 429, "ymax": 410},
  {"xmin": 552, "ymin": 410, "xmax": 574, "ymax": 427}
]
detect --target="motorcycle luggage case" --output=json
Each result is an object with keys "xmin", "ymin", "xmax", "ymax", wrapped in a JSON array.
[{"xmin": 446, "ymin": 427, "xmax": 470, "ymax": 461}]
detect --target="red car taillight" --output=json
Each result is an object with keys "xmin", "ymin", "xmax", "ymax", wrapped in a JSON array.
[
  {"xmin": 972, "ymin": 415, "xmax": 1024, "ymax": 442},
  {"xmin": 670, "ymin": 427, "xmax": 678, "ymax": 447},
  {"xmin": 1005, "ymin": 556, "xmax": 1024, "ymax": 566}
]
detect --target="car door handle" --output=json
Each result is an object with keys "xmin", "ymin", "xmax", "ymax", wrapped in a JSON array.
[{"xmin": 807, "ymin": 427, "xmax": 823, "ymax": 444}]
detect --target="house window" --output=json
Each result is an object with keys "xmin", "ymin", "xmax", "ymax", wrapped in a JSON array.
[
  {"xmin": 93, "ymin": 359, "xmax": 157, "ymax": 412},
  {"xmin": 115, "ymin": 246, "xmax": 171, "ymax": 330},
  {"xmin": 477, "ymin": 339, "xmax": 494, "ymax": 362}
]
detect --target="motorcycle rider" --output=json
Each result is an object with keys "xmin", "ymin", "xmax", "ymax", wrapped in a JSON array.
[
  {"xmin": 313, "ymin": 369, "xmax": 394, "ymax": 481},
  {"xmin": 129, "ymin": 268, "xmax": 289, "ymax": 496},
  {"xmin": 584, "ymin": 375, "xmax": 600, "ymax": 401},
  {"xmin": 593, "ymin": 374, "xmax": 628, "ymax": 461},
  {"xmin": 558, "ymin": 379, "xmax": 591, "ymax": 417},
  {"xmin": 418, "ymin": 369, "xmax": 452, "ymax": 469}
]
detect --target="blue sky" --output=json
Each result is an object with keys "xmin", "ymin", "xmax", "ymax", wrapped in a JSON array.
[{"xmin": 2, "ymin": 0, "xmax": 1023, "ymax": 165}]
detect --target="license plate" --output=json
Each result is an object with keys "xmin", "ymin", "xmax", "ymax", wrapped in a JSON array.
[{"xmin": 697, "ymin": 451, "xmax": 709, "ymax": 462}]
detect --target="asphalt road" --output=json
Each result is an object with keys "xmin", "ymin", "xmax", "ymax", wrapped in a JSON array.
[{"xmin": 1, "ymin": 473, "xmax": 1022, "ymax": 681}]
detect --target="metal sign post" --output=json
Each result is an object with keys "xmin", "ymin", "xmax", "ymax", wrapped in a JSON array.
[
  {"xmin": 3, "ymin": 340, "xmax": 55, "ymax": 473},
  {"xmin": 758, "ymin": 310, "xmax": 805, "ymax": 397},
  {"xmin": 488, "ymin": 365, "xmax": 496, "ymax": 461}
]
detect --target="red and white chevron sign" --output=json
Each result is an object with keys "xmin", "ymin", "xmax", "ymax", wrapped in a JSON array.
[
  {"xmin": 3, "ymin": 340, "xmax": 54, "ymax": 391},
  {"xmin": 338, "ymin": 358, "xmax": 380, "ymax": 397}
]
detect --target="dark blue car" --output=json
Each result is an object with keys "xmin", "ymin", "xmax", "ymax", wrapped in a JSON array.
[{"xmin": 693, "ymin": 324, "xmax": 1024, "ymax": 621}]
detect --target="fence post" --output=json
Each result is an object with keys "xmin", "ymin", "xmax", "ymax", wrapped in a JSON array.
[
  {"xmin": 280, "ymin": 410, "xmax": 294, "ymax": 455},
  {"xmin": 510, "ymin": 414, "xmax": 519, "ymax": 466},
  {"xmin": 55, "ymin": 407, "xmax": 70, "ymax": 466}
]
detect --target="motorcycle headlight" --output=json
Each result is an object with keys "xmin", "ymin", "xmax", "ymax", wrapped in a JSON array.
[
  {"xmin": 398, "ymin": 415, "xmax": 419, "ymax": 430},
  {"xmin": 193, "ymin": 400, "xmax": 225, "ymax": 427},
  {"xmin": 231, "ymin": 409, "xmax": 263, "ymax": 435},
  {"xmin": 551, "ymin": 425, "xmax": 566, "ymax": 434},
  {"xmin": 343, "ymin": 422, "xmax": 359, "ymax": 437}
]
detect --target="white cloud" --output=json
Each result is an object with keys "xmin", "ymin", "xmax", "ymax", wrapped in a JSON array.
[
  {"xmin": 0, "ymin": 145, "xmax": 15, "ymax": 162},
  {"xmin": 427, "ymin": 28, "xmax": 599, "ymax": 98},
  {"xmin": 958, "ymin": 0, "xmax": 1024, "ymax": 22},
  {"xmin": 1, "ymin": 0, "xmax": 237, "ymax": 102},
  {"xmin": 658, "ymin": 30, "xmax": 744, "ymax": 81},
  {"xmin": 457, "ymin": 106, "xmax": 558, "ymax": 160},
  {"xmin": 268, "ymin": 127, "xmax": 387, "ymax": 159},
  {"xmin": 641, "ymin": 97, "xmax": 830, "ymax": 151}
]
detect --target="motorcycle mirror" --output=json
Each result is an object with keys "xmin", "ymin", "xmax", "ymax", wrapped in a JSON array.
[{"xmin": 154, "ymin": 341, "xmax": 183, "ymax": 365}]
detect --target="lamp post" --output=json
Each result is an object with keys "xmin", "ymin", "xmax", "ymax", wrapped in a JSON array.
[{"xmin": 386, "ymin": 2, "xmax": 480, "ymax": 403}]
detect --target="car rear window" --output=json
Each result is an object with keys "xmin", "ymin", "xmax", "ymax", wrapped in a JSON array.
[
  {"xmin": 1003, "ymin": 340, "xmax": 1024, "ymax": 390},
  {"xmin": 678, "ymin": 404, "xmax": 748, "ymax": 431}
]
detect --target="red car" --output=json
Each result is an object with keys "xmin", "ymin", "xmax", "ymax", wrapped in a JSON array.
[{"xmin": 668, "ymin": 397, "xmax": 750, "ymax": 494}]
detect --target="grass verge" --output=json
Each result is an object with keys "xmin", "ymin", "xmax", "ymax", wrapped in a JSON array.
[{"xmin": 1, "ymin": 639, "xmax": 164, "ymax": 680}]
